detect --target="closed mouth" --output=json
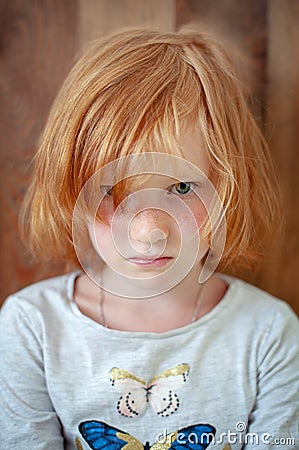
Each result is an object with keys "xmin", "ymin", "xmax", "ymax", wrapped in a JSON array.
[{"xmin": 128, "ymin": 256, "xmax": 173, "ymax": 267}]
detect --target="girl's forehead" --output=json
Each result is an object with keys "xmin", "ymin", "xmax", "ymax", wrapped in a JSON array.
[
  {"xmin": 94, "ymin": 128, "xmax": 210, "ymax": 188},
  {"xmin": 176, "ymin": 127, "xmax": 210, "ymax": 177},
  {"xmin": 143, "ymin": 128, "xmax": 209, "ymax": 178}
]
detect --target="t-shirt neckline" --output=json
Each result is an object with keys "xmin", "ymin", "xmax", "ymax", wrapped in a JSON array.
[{"xmin": 68, "ymin": 270, "xmax": 238, "ymax": 339}]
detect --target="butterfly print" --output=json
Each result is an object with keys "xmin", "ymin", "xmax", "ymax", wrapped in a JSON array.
[
  {"xmin": 79, "ymin": 420, "xmax": 216, "ymax": 450},
  {"xmin": 109, "ymin": 363, "xmax": 190, "ymax": 418}
]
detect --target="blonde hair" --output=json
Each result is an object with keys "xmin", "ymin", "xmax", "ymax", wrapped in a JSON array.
[{"xmin": 21, "ymin": 27, "xmax": 280, "ymax": 270}]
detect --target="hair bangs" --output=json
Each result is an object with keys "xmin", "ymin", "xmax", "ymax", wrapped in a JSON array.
[
  {"xmin": 74, "ymin": 42, "xmax": 203, "ymax": 216},
  {"xmin": 21, "ymin": 27, "xmax": 280, "ymax": 268}
]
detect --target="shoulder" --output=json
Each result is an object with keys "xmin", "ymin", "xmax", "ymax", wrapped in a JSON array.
[
  {"xmin": 223, "ymin": 274, "xmax": 296, "ymax": 315},
  {"xmin": 216, "ymin": 277, "xmax": 299, "ymax": 384},
  {"xmin": 222, "ymin": 275, "xmax": 299, "ymax": 342},
  {"xmin": 0, "ymin": 271, "xmax": 79, "ymax": 322}
]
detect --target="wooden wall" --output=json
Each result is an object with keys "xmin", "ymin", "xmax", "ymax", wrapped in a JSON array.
[{"xmin": 0, "ymin": 0, "xmax": 298, "ymax": 314}]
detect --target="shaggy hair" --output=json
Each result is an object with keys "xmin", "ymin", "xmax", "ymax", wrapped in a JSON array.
[{"xmin": 20, "ymin": 27, "xmax": 280, "ymax": 270}]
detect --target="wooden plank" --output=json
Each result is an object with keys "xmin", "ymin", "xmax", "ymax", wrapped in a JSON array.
[
  {"xmin": 1, "ymin": 0, "xmax": 297, "ymax": 315},
  {"xmin": 175, "ymin": 0, "xmax": 267, "ymax": 118},
  {"xmin": 0, "ymin": 0, "xmax": 79, "ymax": 304},
  {"xmin": 0, "ymin": 0, "xmax": 176, "ymax": 305},
  {"xmin": 176, "ymin": 0, "xmax": 299, "ymax": 313},
  {"xmin": 175, "ymin": 0, "xmax": 266, "ymax": 285},
  {"xmin": 79, "ymin": 0, "xmax": 176, "ymax": 51},
  {"xmin": 262, "ymin": 0, "xmax": 299, "ymax": 313}
]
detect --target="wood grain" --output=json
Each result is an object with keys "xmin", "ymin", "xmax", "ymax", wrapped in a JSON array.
[
  {"xmin": 0, "ymin": 0, "xmax": 298, "ymax": 314},
  {"xmin": 262, "ymin": 0, "xmax": 299, "ymax": 311},
  {"xmin": 78, "ymin": 0, "xmax": 175, "ymax": 51},
  {"xmin": 0, "ymin": 0, "xmax": 78, "ymax": 302},
  {"xmin": 176, "ymin": 0, "xmax": 267, "ymax": 119}
]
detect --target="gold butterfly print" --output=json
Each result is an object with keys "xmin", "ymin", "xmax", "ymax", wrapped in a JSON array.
[{"xmin": 110, "ymin": 363, "xmax": 190, "ymax": 417}]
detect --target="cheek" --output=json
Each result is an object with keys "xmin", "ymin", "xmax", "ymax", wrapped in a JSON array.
[
  {"xmin": 175, "ymin": 200, "xmax": 208, "ymax": 231},
  {"xmin": 174, "ymin": 202, "xmax": 209, "ymax": 264},
  {"xmin": 90, "ymin": 221, "xmax": 113, "ymax": 255},
  {"xmin": 97, "ymin": 198, "xmax": 114, "ymax": 224},
  {"xmin": 191, "ymin": 203, "xmax": 208, "ymax": 229}
]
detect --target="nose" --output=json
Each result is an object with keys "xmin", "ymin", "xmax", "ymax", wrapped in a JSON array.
[{"xmin": 129, "ymin": 209, "xmax": 170, "ymax": 246}]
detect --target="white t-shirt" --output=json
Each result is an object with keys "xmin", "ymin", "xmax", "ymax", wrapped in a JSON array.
[{"xmin": 0, "ymin": 272, "xmax": 298, "ymax": 449}]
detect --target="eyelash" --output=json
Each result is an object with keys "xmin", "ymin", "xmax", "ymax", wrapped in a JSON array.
[
  {"xmin": 100, "ymin": 182, "xmax": 196, "ymax": 198},
  {"xmin": 101, "ymin": 186, "xmax": 113, "ymax": 197},
  {"xmin": 169, "ymin": 182, "xmax": 195, "ymax": 196}
]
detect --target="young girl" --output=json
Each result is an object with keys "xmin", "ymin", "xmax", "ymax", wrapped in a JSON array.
[{"xmin": 0, "ymin": 27, "xmax": 298, "ymax": 450}]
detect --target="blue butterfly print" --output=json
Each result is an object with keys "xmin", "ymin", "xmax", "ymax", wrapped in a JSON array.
[{"xmin": 79, "ymin": 420, "xmax": 216, "ymax": 449}]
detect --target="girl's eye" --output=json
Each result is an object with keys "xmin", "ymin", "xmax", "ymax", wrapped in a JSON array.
[
  {"xmin": 170, "ymin": 182, "xmax": 193, "ymax": 195},
  {"xmin": 100, "ymin": 186, "xmax": 113, "ymax": 197}
]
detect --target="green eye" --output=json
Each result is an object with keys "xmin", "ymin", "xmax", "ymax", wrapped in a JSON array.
[
  {"xmin": 171, "ymin": 182, "xmax": 192, "ymax": 195},
  {"xmin": 100, "ymin": 185, "xmax": 113, "ymax": 197}
]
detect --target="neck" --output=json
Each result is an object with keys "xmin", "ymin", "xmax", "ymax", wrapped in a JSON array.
[{"xmin": 74, "ymin": 267, "xmax": 227, "ymax": 333}]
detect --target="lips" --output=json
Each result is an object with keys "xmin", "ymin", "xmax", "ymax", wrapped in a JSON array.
[{"xmin": 128, "ymin": 256, "xmax": 173, "ymax": 268}]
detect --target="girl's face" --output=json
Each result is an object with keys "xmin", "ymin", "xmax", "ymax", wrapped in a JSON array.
[{"xmin": 86, "ymin": 128, "xmax": 214, "ymax": 297}]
